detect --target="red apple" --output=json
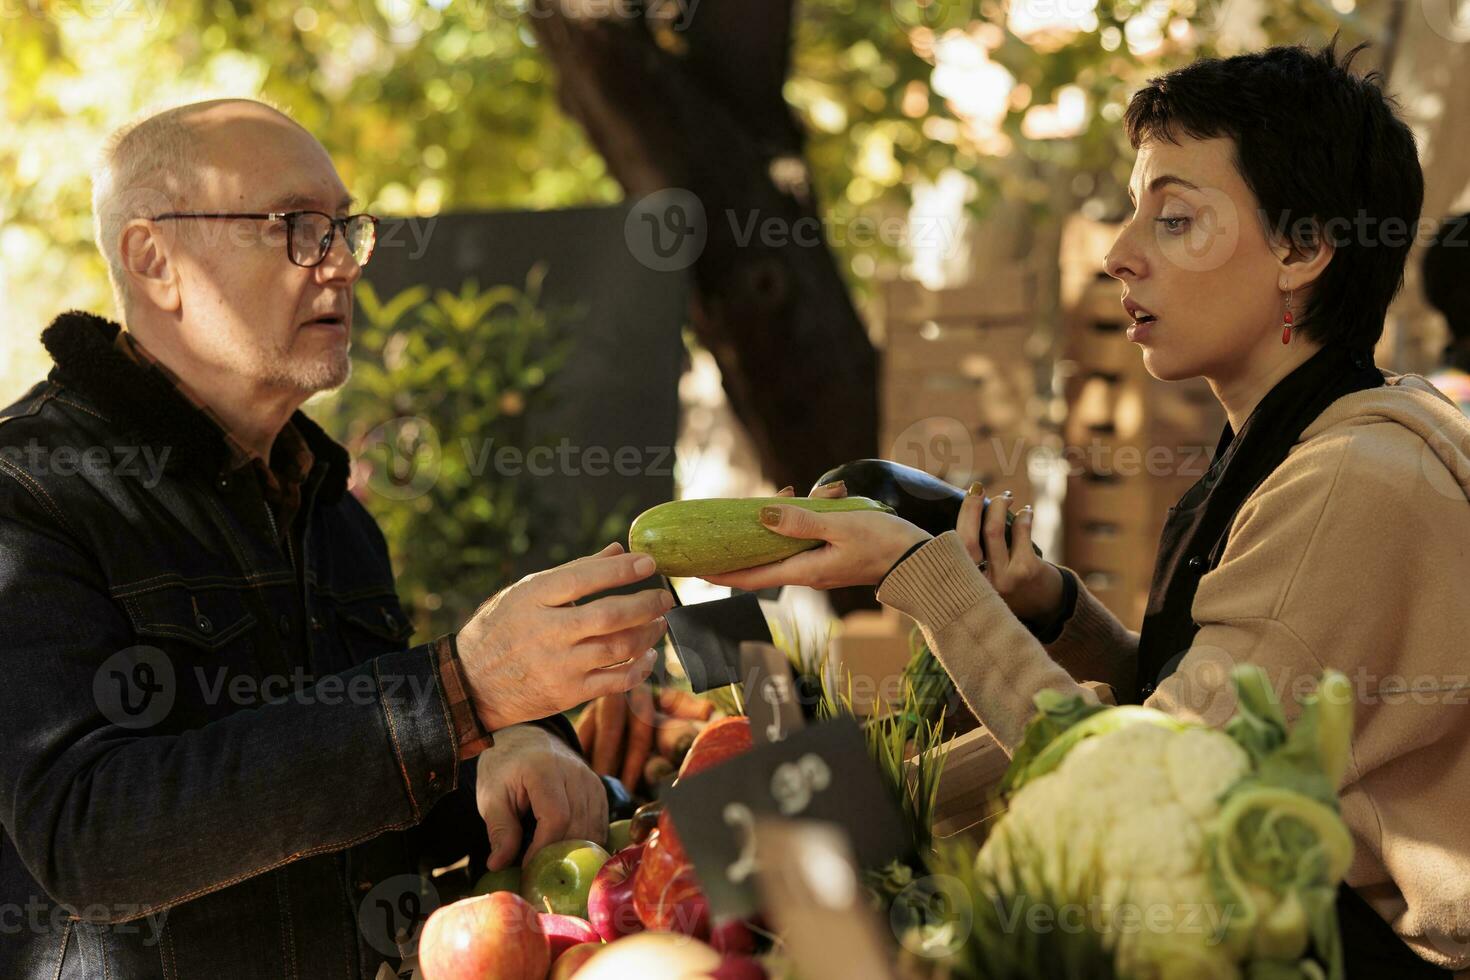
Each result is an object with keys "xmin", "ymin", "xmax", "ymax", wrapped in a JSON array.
[
  {"xmin": 549, "ymin": 941, "xmax": 600, "ymax": 979},
  {"xmin": 588, "ymin": 843, "xmax": 647, "ymax": 942},
  {"xmin": 539, "ymin": 913, "xmax": 601, "ymax": 962},
  {"xmin": 418, "ymin": 892, "xmax": 550, "ymax": 980},
  {"xmin": 708, "ymin": 917, "xmax": 757, "ymax": 956},
  {"xmin": 711, "ymin": 955, "xmax": 768, "ymax": 979}
]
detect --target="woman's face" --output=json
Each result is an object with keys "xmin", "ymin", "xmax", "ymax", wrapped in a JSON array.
[{"xmin": 1104, "ymin": 135, "xmax": 1297, "ymax": 383}]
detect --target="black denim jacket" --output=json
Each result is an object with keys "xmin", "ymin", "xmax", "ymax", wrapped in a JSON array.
[{"xmin": 0, "ymin": 311, "xmax": 572, "ymax": 978}]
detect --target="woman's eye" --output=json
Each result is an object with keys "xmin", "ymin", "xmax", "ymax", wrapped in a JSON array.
[{"xmin": 1156, "ymin": 216, "xmax": 1191, "ymax": 234}]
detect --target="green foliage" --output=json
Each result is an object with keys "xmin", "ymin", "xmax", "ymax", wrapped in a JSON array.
[
  {"xmin": 915, "ymin": 838, "xmax": 1122, "ymax": 980},
  {"xmin": 321, "ymin": 270, "xmax": 607, "ymax": 637},
  {"xmin": 1, "ymin": 0, "xmax": 1368, "ymax": 407}
]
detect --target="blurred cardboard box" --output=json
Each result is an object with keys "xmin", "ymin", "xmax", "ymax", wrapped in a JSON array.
[{"xmin": 829, "ymin": 609, "xmax": 918, "ymax": 717}]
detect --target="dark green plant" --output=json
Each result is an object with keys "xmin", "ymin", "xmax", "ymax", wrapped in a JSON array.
[{"xmin": 323, "ymin": 268, "xmax": 618, "ymax": 638}]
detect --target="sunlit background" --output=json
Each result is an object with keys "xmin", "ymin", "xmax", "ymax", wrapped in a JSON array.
[{"xmin": 7, "ymin": 0, "xmax": 1468, "ymax": 401}]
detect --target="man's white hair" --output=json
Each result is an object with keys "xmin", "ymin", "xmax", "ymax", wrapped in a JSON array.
[{"xmin": 91, "ymin": 97, "xmax": 292, "ymax": 316}]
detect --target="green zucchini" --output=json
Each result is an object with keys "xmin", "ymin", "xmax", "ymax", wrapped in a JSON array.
[{"xmin": 628, "ymin": 496, "xmax": 895, "ymax": 577}]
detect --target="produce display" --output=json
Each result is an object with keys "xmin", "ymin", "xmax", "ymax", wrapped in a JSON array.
[
  {"xmin": 416, "ymin": 549, "xmax": 1358, "ymax": 980},
  {"xmin": 576, "ymin": 683, "xmax": 716, "ymax": 795},
  {"xmin": 418, "ymin": 892, "xmax": 550, "ymax": 980},
  {"xmin": 627, "ymin": 495, "xmax": 895, "ymax": 576},
  {"xmin": 923, "ymin": 667, "xmax": 1355, "ymax": 980}
]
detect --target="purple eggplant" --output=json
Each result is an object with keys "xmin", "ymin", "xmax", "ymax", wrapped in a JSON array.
[{"xmin": 811, "ymin": 459, "xmax": 1042, "ymax": 557}]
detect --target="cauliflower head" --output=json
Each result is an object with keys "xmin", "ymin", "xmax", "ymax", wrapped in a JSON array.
[{"xmin": 974, "ymin": 668, "xmax": 1355, "ymax": 980}]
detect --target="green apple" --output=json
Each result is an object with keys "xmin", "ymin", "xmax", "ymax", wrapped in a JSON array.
[
  {"xmin": 607, "ymin": 819, "xmax": 634, "ymax": 855},
  {"xmin": 521, "ymin": 840, "xmax": 611, "ymax": 918},
  {"xmin": 473, "ymin": 865, "xmax": 523, "ymax": 896}
]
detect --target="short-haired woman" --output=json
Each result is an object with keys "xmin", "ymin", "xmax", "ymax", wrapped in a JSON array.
[{"xmin": 708, "ymin": 40, "xmax": 1470, "ymax": 975}]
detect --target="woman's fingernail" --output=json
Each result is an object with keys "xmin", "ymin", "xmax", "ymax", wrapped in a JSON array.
[
  {"xmin": 1002, "ymin": 489, "xmax": 1013, "ymax": 499},
  {"xmin": 967, "ymin": 482, "xmax": 983, "ymax": 497},
  {"xmin": 760, "ymin": 506, "xmax": 782, "ymax": 527},
  {"xmin": 779, "ymin": 485, "xmax": 794, "ymax": 494},
  {"xmin": 827, "ymin": 480, "xmax": 846, "ymax": 491},
  {"xmin": 1021, "ymin": 505, "xmax": 1033, "ymax": 518}
]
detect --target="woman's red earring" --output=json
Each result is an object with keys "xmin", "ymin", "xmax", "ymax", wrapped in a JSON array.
[{"xmin": 1281, "ymin": 290, "xmax": 1294, "ymax": 345}]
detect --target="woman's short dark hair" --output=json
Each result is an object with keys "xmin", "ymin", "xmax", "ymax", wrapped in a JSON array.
[{"xmin": 1123, "ymin": 36, "xmax": 1424, "ymax": 352}]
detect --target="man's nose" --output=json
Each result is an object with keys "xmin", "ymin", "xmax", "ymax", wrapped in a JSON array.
[{"xmin": 315, "ymin": 229, "xmax": 362, "ymax": 285}]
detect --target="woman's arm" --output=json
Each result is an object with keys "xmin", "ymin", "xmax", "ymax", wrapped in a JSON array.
[
  {"xmin": 1036, "ymin": 565, "xmax": 1140, "ymax": 696},
  {"xmin": 876, "ymin": 532, "xmax": 1102, "ymax": 751}
]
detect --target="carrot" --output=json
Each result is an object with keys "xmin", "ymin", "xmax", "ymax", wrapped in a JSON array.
[
  {"xmin": 621, "ymin": 684, "xmax": 656, "ymax": 792},
  {"xmin": 592, "ymin": 694, "xmax": 627, "ymax": 777},
  {"xmin": 574, "ymin": 703, "xmax": 598, "ymax": 758},
  {"xmin": 655, "ymin": 717, "xmax": 702, "ymax": 766},
  {"xmin": 657, "ymin": 687, "xmax": 715, "ymax": 721}
]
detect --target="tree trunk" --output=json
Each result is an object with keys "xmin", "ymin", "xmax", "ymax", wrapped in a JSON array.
[{"xmin": 529, "ymin": 0, "xmax": 878, "ymax": 492}]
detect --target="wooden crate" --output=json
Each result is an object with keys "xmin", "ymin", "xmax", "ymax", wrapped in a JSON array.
[
  {"xmin": 883, "ymin": 270, "xmax": 1034, "ymax": 327},
  {"xmin": 879, "ymin": 421, "xmax": 1036, "ymax": 503},
  {"xmin": 885, "ymin": 324, "xmax": 1032, "ymax": 379},
  {"xmin": 829, "ymin": 610, "xmax": 918, "ymax": 717}
]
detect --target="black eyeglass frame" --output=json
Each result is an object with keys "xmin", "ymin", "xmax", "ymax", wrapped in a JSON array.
[{"xmin": 148, "ymin": 210, "xmax": 380, "ymax": 268}]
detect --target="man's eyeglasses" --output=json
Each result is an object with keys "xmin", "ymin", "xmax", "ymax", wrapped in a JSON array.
[{"xmin": 148, "ymin": 211, "xmax": 380, "ymax": 268}]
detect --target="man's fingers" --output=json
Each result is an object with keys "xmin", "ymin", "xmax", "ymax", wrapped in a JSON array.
[
  {"xmin": 538, "ymin": 553, "xmax": 662, "ymax": 608},
  {"xmin": 958, "ymin": 483, "xmax": 985, "ymax": 564},
  {"xmin": 524, "ymin": 778, "xmax": 572, "ymax": 867},
  {"xmin": 482, "ymin": 792, "xmax": 524, "ymax": 871},
  {"xmin": 567, "ymin": 768, "xmax": 609, "ymax": 847},
  {"xmin": 572, "ymin": 619, "xmax": 668, "ymax": 670},
  {"xmin": 569, "ymin": 588, "xmax": 674, "ymax": 641},
  {"xmin": 583, "ymin": 648, "xmax": 658, "ymax": 702}
]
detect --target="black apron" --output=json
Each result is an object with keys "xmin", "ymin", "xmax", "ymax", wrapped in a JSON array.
[{"xmin": 1131, "ymin": 343, "xmax": 1448, "ymax": 978}]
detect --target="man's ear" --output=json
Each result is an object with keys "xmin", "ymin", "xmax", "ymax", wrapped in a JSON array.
[{"xmin": 119, "ymin": 219, "xmax": 181, "ymax": 314}]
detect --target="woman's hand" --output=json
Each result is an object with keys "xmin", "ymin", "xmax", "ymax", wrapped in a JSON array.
[
  {"xmin": 957, "ymin": 483, "xmax": 1065, "ymax": 624},
  {"xmin": 701, "ymin": 482, "xmax": 931, "ymax": 591}
]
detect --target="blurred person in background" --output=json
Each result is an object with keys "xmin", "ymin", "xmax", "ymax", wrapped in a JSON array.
[{"xmin": 1423, "ymin": 211, "xmax": 1470, "ymax": 415}]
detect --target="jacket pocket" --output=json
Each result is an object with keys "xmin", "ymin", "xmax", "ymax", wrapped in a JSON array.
[
  {"xmin": 333, "ymin": 592, "xmax": 415, "ymax": 644},
  {"xmin": 118, "ymin": 583, "xmax": 258, "ymax": 652},
  {"xmin": 316, "ymin": 589, "xmax": 416, "ymax": 670}
]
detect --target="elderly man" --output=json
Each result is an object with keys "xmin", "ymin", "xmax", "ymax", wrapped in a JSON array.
[{"xmin": 0, "ymin": 99, "xmax": 670, "ymax": 977}]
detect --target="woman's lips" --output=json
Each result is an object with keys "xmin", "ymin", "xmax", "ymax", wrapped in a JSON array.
[{"xmin": 1127, "ymin": 317, "xmax": 1157, "ymax": 344}]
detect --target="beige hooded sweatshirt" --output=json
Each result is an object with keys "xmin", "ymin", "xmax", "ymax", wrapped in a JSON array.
[{"xmin": 877, "ymin": 372, "xmax": 1470, "ymax": 970}]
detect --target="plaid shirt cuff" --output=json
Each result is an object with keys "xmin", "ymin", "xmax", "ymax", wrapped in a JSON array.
[{"xmin": 434, "ymin": 634, "xmax": 494, "ymax": 761}]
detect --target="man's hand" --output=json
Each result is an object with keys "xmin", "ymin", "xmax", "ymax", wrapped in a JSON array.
[
  {"xmin": 477, "ymin": 724, "xmax": 608, "ymax": 871},
  {"xmin": 457, "ymin": 543, "xmax": 673, "ymax": 732}
]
